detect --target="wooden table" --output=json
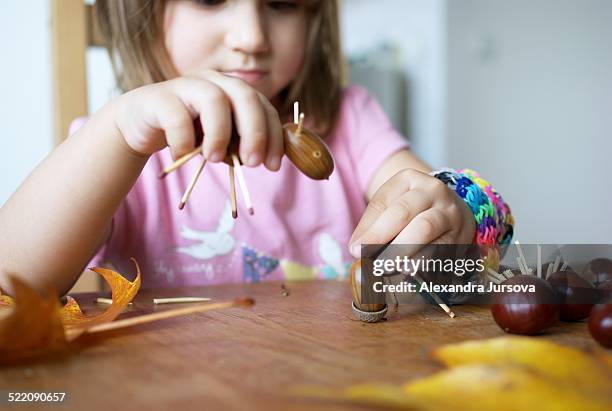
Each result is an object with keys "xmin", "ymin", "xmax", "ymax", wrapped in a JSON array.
[{"xmin": 0, "ymin": 281, "xmax": 599, "ymax": 410}]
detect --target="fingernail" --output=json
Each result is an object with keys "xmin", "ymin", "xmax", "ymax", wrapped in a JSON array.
[
  {"xmin": 246, "ymin": 153, "xmax": 261, "ymax": 167},
  {"xmin": 268, "ymin": 156, "xmax": 281, "ymax": 171},
  {"xmin": 208, "ymin": 151, "xmax": 223, "ymax": 162},
  {"xmin": 350, "ymin": 243, "xmax": 361, "ymax": 258}
]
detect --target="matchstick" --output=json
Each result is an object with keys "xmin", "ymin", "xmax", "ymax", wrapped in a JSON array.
[
  {"xmin": 231, "ymin": 154, "xmax": 254, "ymax": 215},
  {"xmin": 153, "ymin": 297, "xmax": 212, "ymax": 305},
  {"xmin": 412, "ymin": 273, "xmax": 456, "ymax": 318},
  {"xmin": 486, "ymin": 274, "xmax": 501, "ymax": 285},
  {"xmin": 503, "ymin": 269, "xmax": 514, "ymax": 278},
  {"xmin": 67, "ymin": 298, "xmax": 254, "ymax": 340},
  {"xmin": 560, "ymin": 262, "xmax": 568, "ymax": 272},
  {"xmin": 229, "ymin": 164, "xmax": 238, "ymax": 219},
  {"xmin": 158, "ymin": 147, "xmax": 201, "ymax": 179},
  {"xmin": 294, "ymin": 101, "xmax": 299, "ymax": 124},
  {"xmin": 178, "ymin": 158, "xmax": 207, "ymax": 210}
]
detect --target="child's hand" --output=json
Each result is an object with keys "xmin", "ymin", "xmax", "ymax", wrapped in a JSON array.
[
  {"xmin": 349, "ymin": 169, "xmax": 476, "ymax": 257},
  {"xmin": 112, "ymin": 70, "xmax": 284, "ymax": 170}
]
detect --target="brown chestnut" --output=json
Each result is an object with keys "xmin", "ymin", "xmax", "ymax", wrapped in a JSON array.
[
  {"xmin": 540, "ymin": 261, "xmax": 573, "ymax": 277},
  {"xmin": 582, "ymin": 258, "xmax": 612, "ymax": 287},
  {"xmin": 491, "ymin": 275, "xmax": 559, "ymax": 335},
  {"xmin": 283, "ymin": 123, "xmax": 334, "ymax": 180},
  {"xmin": 597, "ymin": 280, "xmax": 612, "ymax": 303},
  {"xmin": 547, "ymin": 271, "xmax": 596, "ymax": 321},
  {"xmin": 588, "ymin": 304, "xmax": 612, "ymax": 348}
]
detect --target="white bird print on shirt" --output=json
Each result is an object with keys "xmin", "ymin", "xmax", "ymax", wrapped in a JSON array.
[{"xmin": 175, "ymin": 201, "xmax": 236, "ymax": 260}]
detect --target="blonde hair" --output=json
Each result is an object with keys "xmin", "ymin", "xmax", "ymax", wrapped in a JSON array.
[{"xmin": 96, "ymin": 0, "xmax": 344, "ymax": 135}]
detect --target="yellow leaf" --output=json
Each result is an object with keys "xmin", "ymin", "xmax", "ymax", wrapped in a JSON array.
[
  {"xmin": 298, "ymin": 338, "xmax": 612, "ymax": 411},
  {"xmin": 404, "ymin": 364, "xmax": 611, "ymax": 411},
  {"xmin": 432, "ymin": 337, "xmax": 612, "ymax": 395}
]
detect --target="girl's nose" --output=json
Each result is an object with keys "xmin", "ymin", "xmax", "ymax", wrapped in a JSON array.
[{"xmin": 225, "ymin": 4, "xmax": 270, "ymax": 55}]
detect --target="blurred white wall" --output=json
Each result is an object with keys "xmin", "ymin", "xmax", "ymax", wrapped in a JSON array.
[
  {"xmin": 446, "ymin": 0, "xmax": 612, "ymax": 243},
  {"xmin": 0, "ymin": 0, "xmax": 53, "ymax": 206},
  {"xmin": 342, "ymin": 0, "xmax": 447, "ymax": 166}
]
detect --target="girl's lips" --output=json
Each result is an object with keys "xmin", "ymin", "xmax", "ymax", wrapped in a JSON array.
[{"xmin": 223, "ymin": 70, "xmax": 267, "ymax": 84}]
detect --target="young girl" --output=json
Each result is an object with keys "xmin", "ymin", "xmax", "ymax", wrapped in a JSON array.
[{"xmin": 0, "ymin": 0, "xmax": 512, "ymax": 294}]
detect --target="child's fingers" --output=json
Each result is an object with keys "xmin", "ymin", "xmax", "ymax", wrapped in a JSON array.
[
  {"xmin": 258, "ymin": 94, "xmax": 284, "ymax": 171},
  {"xmin": 149, "ymin": 93, "xmax": 196, "ymax": 160},
  {"xmin": 350, "ymin": 169, "xmax": 428, "ymax": 247},
  {"xmin": 175, "ymin": 79, "xmax": 232, "ymax": 162},
  {"xmin": 349, "ymin": 190, "xmax": 432, "ymax": 257},
  {"xmin": 391, "ymin": 208, "xmax": 452, "ymax": 247},
  {"xmin": 354, "ymin": 190, "xmax": 431, "ymax": 245},
  {"xmin": 205, "ymin": 74, "xmax": 268, "ymax": 167}
]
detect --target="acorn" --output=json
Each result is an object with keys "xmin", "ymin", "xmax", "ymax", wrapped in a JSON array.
[
  {"xmin": 349, "ymin": 260, "xmax": 387, "ymax": 322},
  {"xmin": 283, "ymin": 122, "xmax": 334, "ymax": 180}
]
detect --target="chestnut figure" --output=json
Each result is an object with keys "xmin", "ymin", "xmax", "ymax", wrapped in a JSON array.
[
  {"xmin": 597, "ymin": 280, "xmax": 612, "ymax": 303},
  {"xmin": 349, "ymin": 260, "xmax": 387, "ymax": 322},
  {"xmin": 540, "ymin": 261, "xmax": 573, "ymax": 277},
  {"xmin": 283, "ymin": 123, "xmax": 334, "ymax": 180},
  {"xmin": 588, "ymin": 304, "xmax": 612, "ymax": 348},
  {"xmin": 491, "ymin": 275, "xmax": 560, "ymax": 335},
  {"xmin": 547, "ymin": 271, "xmax": 596, "ymax": 321},
  {"xmin": 582, "ymin": 258, "xmax": 612, "ymax": 287}
]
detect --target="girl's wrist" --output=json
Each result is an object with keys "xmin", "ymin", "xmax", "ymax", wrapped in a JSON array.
[
  {"xmin": 104, "ymin": 99, "xmax": 152, "ymax": 162},
  {"xmin": 430, "ymin": 168, "xmax": 514, "ymax": 247}
]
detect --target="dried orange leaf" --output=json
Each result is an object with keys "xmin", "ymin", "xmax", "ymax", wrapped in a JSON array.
[
  {"xmin": 0, "ymin": 261, "xmax": 141, "ymax": 362},
  {"xmin": 0, "ymin": 276, "xmax": 68, "ymax": 364},
  {"xmin": 61, "ymin": 261, "xmax": 141, "ymax": 331}
]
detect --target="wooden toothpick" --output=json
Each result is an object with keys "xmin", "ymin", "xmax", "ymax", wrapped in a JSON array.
[
  {"xmin": 296, "ymin": 113, "xmax": 305, "ymax": 136},
  {"xmin": 514, "ymin": 240, "xmax": 531, "ymax": 274},
  {"xmin": 153, "ymin": 297, "xmax": 212, "ymax": 305},
  {"xmin": 159, "ymin": 147, "xmax": 201, "ymax": 179},
  {"xmin": 412, "ymin": 273, "xmax": 456, "ymax": 318},
  {"xmin": 229, "ymin": 165, "xmax": 238, "ymax": 219},
  {"xmin": 95, "ymin": 297, "xmax": 132, "ymax": 306},
  {"xmin": 537, "ymin": 245, "xmax": 542, "ymax": 278},
  {"xmin": 231, "ymin": 154, "xmax": 254, "ymax": 215},
  {"xmin": 486, "ymin": 268, "xmax": 506, "ymax": 283},
  {"xmin": 179, "ymin": 158, "xmax": 207, "ymax": 210}
]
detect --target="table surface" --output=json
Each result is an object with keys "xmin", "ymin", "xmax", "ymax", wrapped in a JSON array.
[{"xmin": 0, "ymin": 280, "xmax": 601, "ymax": 410}]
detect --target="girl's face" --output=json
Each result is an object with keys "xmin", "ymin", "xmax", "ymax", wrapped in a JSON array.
[{"xmin": 164, "ymin": 0, "xmax": 308, "ymax": 102}]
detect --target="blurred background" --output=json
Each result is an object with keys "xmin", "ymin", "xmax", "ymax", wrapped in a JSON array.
[{"xmin": 1, "ymin": 0, "xmax": 611, "ymax": 244}]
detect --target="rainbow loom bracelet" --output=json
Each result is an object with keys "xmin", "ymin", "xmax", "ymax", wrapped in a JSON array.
[{"xmin": 430, "ymin": 168, "xmax": 514, "ymax": 246}]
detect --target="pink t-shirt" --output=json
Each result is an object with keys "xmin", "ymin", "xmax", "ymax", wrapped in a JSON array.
[{"xmin": 71, "ymin": 86, "xmax": 408, "ymax": 288}]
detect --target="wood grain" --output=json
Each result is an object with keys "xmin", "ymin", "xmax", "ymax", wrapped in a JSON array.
[{"xmin": 0, "ymin": 281, "xmax": 600, "ymax": 410}]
